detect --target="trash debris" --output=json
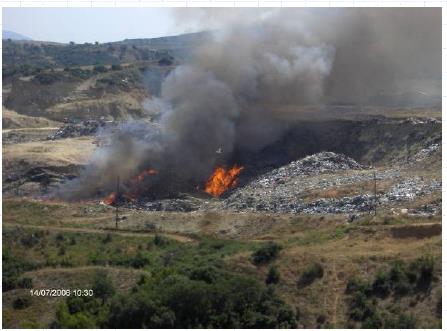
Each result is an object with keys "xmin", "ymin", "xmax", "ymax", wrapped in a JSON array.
[{"xmin": 47, "ymin": 120, "xmax": 109, "ymax": 140}]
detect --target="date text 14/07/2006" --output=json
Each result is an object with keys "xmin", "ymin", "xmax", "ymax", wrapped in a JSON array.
[{"xmin": 30, "ymin": 289, "xmax": 94, "ymax": 297}]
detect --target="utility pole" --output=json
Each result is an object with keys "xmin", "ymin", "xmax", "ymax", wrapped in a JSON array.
[
  {"xmin": 115, "ymin": 176, "xmax": 120, "ymax": 229},
  {"xmin": 406, "ymin": 139, "xmax": 410, "ymax": 164},
  {"xmin": 373, "ymin": 171, "xmax": 377, "ymax": 216}
]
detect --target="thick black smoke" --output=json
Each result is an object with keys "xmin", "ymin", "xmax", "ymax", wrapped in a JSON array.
[{"xmin": 59, "ymin": 8, "xmax": 440, "ymax": 200}]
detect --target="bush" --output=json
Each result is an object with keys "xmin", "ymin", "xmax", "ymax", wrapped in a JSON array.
[
  {"xmin": 382, "ymin": 312, "xmax": 417, "ymax": 329},
  {"xmin": 18, "ymin": 277, "xmax": 33, "ymax": 289},
  {"xmin": 107, "ymin": 274, "xmax": 297, "ymax": 328},
  {"xmin": 20, "ymin": 233, "xmax": 39, "ymax": 248},
  {"xmin": 345, "ymin": 277, "xmax": 370, "ymax": 295},
  {"xmin": 56, "ymin": 303, "xmax": 97, "ymax": 328},
  {"xmin": 252, "ymin": 242, "xmax": 282, "ymax": 265},
  {"xmin": 111, "ymin": 64, "xmax": 122, "ymax": 71},
  {"xmin": 133, "ymin": 252, "xmax": 150, "ymax": 268},
  {"xmin": 190, "ymin": 266, "xmax": 220, "ymax": 284},
  {"xmin": 298, "ymin": 263, "xmax": 324, "ymax": 287},
  {"xmin": 34, "ymin": 72, "xmax": 61, "ymax": 85},
  {"xmin": 371, "ymin": 271, "xmax": 391, "ymax": 297},
  {"xmin": 413, "ymin": 255, "xmax": 435, "ymax": 291},
  {"xmin": 349, "ymin": 291, "xmax": 377, "ymax": 322},
  {"xmin": 266, "ymin": 265, "xmax": 280, "ymax": 285},
  {"xmin": 94, "ymin": 65, "xmax": 108, "ymax": 73},
  {"xmin": 92, "ymin": 271, "xmax": 115, "ymax": 304},
  {"xmin": 102, "ymin": 233, "xmax": 112, "ymax": 244},
  {"xmin": 158, "ymin": 56, "xmax": 174, "ymax": 66},
  {"xmin": 153, "ymin": 234, "xmax": 169, "ymax": 247},
  {"xmin": 56, "ymin": 233, "xmax": 65, "ymax": 242},
  {"xmin": 58, "ymin": 246, "xmax": 66, "ymax": 256},
  {"xmin": 13, "ymin": 296, "xmax": 31, "ymax": 310}
]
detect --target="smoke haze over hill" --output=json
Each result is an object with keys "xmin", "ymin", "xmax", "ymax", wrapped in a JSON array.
[{"xmin": 58, "ymin": 8, "xmax": 441, "ymax": 200}]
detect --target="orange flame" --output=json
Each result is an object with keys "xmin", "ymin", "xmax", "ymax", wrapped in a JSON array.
[
  {"xmin": 205, "ymin": 165, "xmax": 244, "ymax": 197},
  {"xmin": 132, "ymin": 168, "xmax": 157, "ymax": 183},
  {"xmin": 104, "ymin": 192, "xmax": 117, "ymax": 205},
  {"xmin": 103, "ymin": 168, "xmax": 157, "ymax": 204}
]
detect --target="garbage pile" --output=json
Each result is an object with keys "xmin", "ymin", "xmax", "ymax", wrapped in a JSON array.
[
  {"xmin": 121, "ymin": 196, "xmax": 202, "ymax": 212},
  {"xmin": 217, "ymin": 152, "xmax": 441, "ymax": 215},
  {"xmin": 47, "ymin": 120, "xmax": 108, "ymax": 140},
  {"xmin": 383, "ymin": 179, "xmax": 441, "ymax": 202},
  {"xmin": 219, "ymin": 152, "xmax": 369, "ymax": 213},
  {"xmin": 412, "ymin": 143, "xmax": 440, "ymax": 162}
]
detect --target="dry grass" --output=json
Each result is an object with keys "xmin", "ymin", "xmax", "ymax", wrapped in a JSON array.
[
  {"xmin": 3, "ymin": 137, "xmax": 96, "ymax": 167},
  {"xmin": 2, "ymin": 197, "xmax": 442, "ymax": 328},
  {"xmin": 2, "ymin": 108, "xmax": 61, "ymax": 129}
]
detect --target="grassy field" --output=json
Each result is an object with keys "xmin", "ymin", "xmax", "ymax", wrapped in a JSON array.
[{"xmin": 2, "ymin": 197, "xmax": 442, "ymax": 328}]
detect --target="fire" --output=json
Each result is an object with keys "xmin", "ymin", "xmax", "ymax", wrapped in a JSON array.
[
  {"xmin": 104, "ymin": 192, "xmax": 117, "ymax": 205},
  {"xmin": 103, "ymin": 168, "xmax": 157, "ymax": 204},
  {"xmin": 132, "ymin": 168, "xmax": 157, "ymax": 183},
  {"xmin": 205, "ymin": 165, "xmax": 244, "ymax": 197}
]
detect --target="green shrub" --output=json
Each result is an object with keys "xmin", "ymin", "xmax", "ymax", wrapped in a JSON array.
[
  {"xmin": 252, "ymin": 242, "xmax": 282, "ymax": 265},
  {"xmin": 92, "ymin": 271, "xmax": 115, "ymax": 304},
  {"xmin": 102, "ymin": 234, "xmax": 112, "ymax": 244},
  {"xmin": 20, "ymin": 233, "xmax": 39, "ymax": 248},
  {"xmin": 298, "ymin": 263, "xmax": 324, "ymax": 287},
  {"xmin": 55, "ymin": 233, "xmax": 65, "ymax": 242},
  {"xmin": 2, "ymin": 250, "xmax": 37, "ymax": 291},
  {"xmin": 58, "ymin": 246, "xmax": 66, "ymax": 256},
  {"xmin": 34, "ymin": 72, "xmax": 61, "ymax": 85},
  {"xmin": 413, "ymin": 255, "xmax": 435, "ymax": 291},
  {"xmin": 107, "ymin": 274, "xmax": 297, "ymax": 328},
  {"xmin": 137, "ymin": 274, "xmax": 148, "ymax": 286},
  {"xmin": 190, "ymin": 266, "xmax": 220, "ymax": 284},
  {"xmin": 158, "ymin": 56, "xmax": 173, "ymax": 66},
  {"xmin": 111, "ymin": 64, "xmax": 122, "ymax": 71},
  {"xmin": 93, "ymin": 65, "xmax": 108, "ymax": 73},
  {"xmin": 56, "ymin": 302, "xmax": 97, "ymax": 328},
  {"xmin": 345, "ymin": 277, "xmax": 370, "ymax": 295},
  {"xmin": 130, "ymin": 252, "xmax": 150, "ymax": 269},
  {"xmin": 17, "ymin": 277, "xmax": 33, "ymax": 289},
  {"xmin": 349, "ymin": 291, "xmax": 377, "ymax": 322},
  {"xmin": 153, "ymin": 234, "xmax": 169, "ymax": 247},
  {"xmin": 361, "ymin": 312, "xmax": 383, "ymax": 328},
  {"xmin": 371, "ymin": 271, "xmax": 391, "ymax": 297},
  {"xmin": 382, "ymin": 312, "xmax": 417, "ymax": 329},
  {"xmin": 13, "ymin": 296, "xmax": 31, "ymax": 310},
  {"xmin": 266, "ymin": 265, "xmax": 280, "ymax": 285}
]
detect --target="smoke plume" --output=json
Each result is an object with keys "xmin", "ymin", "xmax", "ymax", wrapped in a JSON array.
[{"xmin": 59, "ymin": 8, "xmax": 440, "ymax": 200}]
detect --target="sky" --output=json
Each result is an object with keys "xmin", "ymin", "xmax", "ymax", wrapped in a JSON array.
[{"xmin": 3, "ymin": 8, "xmax": 197, "ymax": 43}]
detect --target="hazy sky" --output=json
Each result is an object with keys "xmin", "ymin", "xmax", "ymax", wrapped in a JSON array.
[{"xmin": 3, "ymin": 8, "xmax": 197, "ymax": 43}]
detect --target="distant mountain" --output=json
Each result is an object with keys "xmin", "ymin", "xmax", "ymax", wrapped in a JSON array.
[
  {"xmin": 2, "ymin": 31, "xmax": 209, "ymax": 68},
  {"xmin": 3, "ymin": 30, "xmax": 32, "ymax": 41}
]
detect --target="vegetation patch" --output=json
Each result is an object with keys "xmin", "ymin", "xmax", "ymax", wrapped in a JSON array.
[
  {"xmin": 345, "ymin": 256, "xmax": 438, "ymax": 328},
  {"xmin": 298, "ymin": 263, "xmax": 324, "ymax": 288},
  {"xmin": 252, "ymin": 241, "xmax": 282, "ymax": 265}
]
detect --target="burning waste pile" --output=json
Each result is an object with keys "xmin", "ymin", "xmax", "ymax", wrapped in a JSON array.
[
  {"xmin": 55, "ymin": 9, "xmax": 440, "ymax": 210},
  {"xmin": 219, "ymin": 152, "xmax": 370, "ymax": 214}
]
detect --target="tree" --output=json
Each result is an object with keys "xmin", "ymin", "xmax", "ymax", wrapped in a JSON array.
[
  {"xmin": 92, "ymin": 271, "xmax": 115, "ymax": 304},
  {"xmin": 266, "ymin": 265, "xmax": 280, "ymax": 285},
  {"xmin": 252, "ymin": 242, "xmax": 282, "ymax": 265}
]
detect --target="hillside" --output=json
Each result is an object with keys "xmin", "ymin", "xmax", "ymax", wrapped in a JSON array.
[
  {"xmin": 2, "ymin": 33, "xmax": 206, "ymax": 121},
  {"xmin": 2, "ymin": 29, "xmax": 442, "ymax": 329},
  {"xmin": 2, "ymin": 31, "xmax": 208, "ymax": 68},
  {"xmin": 3, "ymin": 30, "xmax": 32, "ymax": 41}
]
